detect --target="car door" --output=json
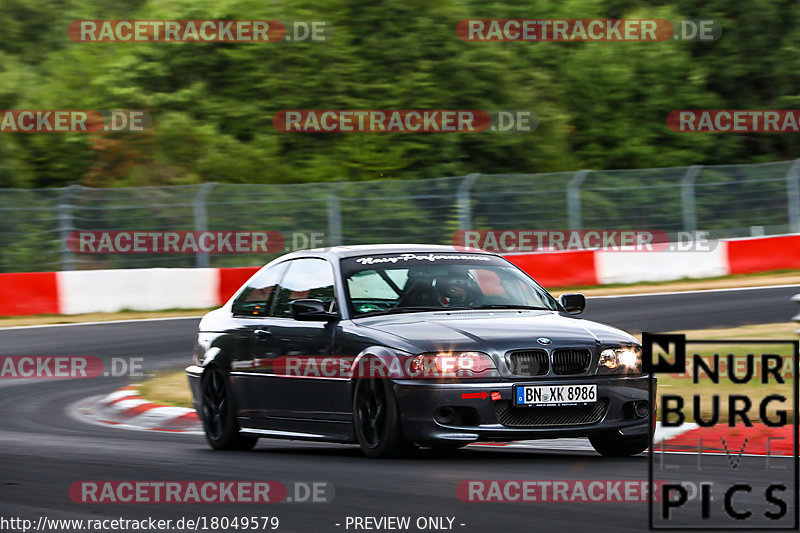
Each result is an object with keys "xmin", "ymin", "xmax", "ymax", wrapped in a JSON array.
[
  {"xmin": 228, "ymin": 261, "xmax": 288, "ymax": 425},
  {"xmin": 265, "ymin": 257, "xmax": 340, "ymax": 422}
]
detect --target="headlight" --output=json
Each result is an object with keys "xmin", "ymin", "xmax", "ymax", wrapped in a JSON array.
[
  {"xmin": 409, "ymin": 351, "xmax": 497, "ymax": 378},
  {"xmin": 598, "ymin": 346, "xmax": 642, "ymax": 373}
]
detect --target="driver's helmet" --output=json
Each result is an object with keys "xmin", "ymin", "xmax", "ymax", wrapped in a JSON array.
[{"xmin": 434, "ymin": 270, "xmax": 480, "ymax": 306}]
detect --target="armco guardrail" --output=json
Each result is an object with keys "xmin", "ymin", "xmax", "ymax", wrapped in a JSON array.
[
  {"xmin": 793, "ymin": 293, "xmax": 800, "ymax": 333},
  {"xmin": 1, "ymin": 233, "xmax": 799, "ymax": 316}
]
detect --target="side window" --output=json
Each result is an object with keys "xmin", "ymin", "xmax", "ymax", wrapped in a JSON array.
[
  {"xmin": 272, "ymin": 258, "xmax": 336, "ymax": 318},
  {"xmin": 231, "ymin": 262, "xmax": 288, "ymax": 316}
]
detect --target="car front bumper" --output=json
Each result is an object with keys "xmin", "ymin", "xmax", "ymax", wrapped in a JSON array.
[{"xmin": 393, "ymin": 375, "xmax": 654, "ymax": 445}]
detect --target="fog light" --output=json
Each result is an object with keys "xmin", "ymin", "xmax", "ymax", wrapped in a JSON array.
[
  {"xmin": 435, "ymin": 407, "xmax": 456, "ymax": 425},
  {"xmin": 434, "ymin": 406, "xmax": 479, "ymax": 426},
  {"xmin": 634, "ymin": 401, "xmax": 650, "ymax": 418}
]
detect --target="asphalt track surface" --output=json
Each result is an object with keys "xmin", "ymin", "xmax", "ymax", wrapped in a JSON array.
[{"xmin": 1, "ymin": 285, "xmax": 798, "ymax": 533}]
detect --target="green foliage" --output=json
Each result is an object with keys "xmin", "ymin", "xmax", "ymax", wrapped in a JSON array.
[{"xmin": 0, "ymin": 0, "xmax": 797, "ymax": 187}]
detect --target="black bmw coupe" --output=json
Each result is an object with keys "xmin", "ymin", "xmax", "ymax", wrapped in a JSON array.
[{"xmin": 187, "ymin": 245, "xmax": 654, "ymax": 458}]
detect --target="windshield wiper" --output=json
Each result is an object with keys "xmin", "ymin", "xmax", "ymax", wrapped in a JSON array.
[
  {"xmin": 356, "ymin": 306, "xmax": 471, "ymax": 317},
  {"xmin": 475, "ymin": 304, "xmax": 553, "ymax": 311},
  {"xmin": 356, "ymin": 304, "xmax": 552, "ymax": 317}
]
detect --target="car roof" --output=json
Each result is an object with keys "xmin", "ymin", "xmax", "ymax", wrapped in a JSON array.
[{"xmin": 282, "ymin": 244, "xmax": 498, "ymax": 260}]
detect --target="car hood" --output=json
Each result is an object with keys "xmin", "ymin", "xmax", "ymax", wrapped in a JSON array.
[{"xmin": 356, "ymin": 309, "xmax": 638, "ymax": 354}]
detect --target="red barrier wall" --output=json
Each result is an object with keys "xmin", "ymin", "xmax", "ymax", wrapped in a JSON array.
[
  {"xmin": 0, "ymin": 272, "xmax": 60, "ymax": 316},
  {"xmin": 727, "ymin": 235, "xmax": 800, "ymax": 274},
  {"xmin": 3, "ymin": 234, "xmax": 800, "ymax": 317},
  {"xmin": 217, "ymin": 266, "xmax": 260, "ymax": 304},
  {"xmin": 505, "ymin": 250, "xmax": 597, "ymax": 287}
]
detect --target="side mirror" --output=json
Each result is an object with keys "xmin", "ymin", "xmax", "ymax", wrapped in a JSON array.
[
  {"xmin": 291, "ymin": 299, "xmax": 339, "ymax": 321},
  {"xmin": 559, "ymin": 293, "xmax": 586, "ymax": 315}
]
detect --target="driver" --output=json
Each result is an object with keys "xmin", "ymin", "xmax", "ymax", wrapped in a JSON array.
[{"xmin": 434, "ymin": 269, "xmax": 481, "ymax": 307}]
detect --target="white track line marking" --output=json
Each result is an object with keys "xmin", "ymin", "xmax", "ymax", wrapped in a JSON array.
[{"xmin": 588, "ymin": 283, "xmax": 800, "ymax": 299}]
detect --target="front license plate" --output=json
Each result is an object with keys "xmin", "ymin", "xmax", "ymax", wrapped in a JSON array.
[{"xmin": 514, "ymin": 384, "xmax": 597, "ymax": 407}]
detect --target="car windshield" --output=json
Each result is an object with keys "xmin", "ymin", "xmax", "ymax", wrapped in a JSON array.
[{"xmin": 341, "ymin": 253, "xmax": 560, "ymax": 317}]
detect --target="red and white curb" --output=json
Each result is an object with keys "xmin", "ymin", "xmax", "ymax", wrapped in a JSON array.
[
  {"xmin": 655, "ymin": 422, "xmax": 795, "ymax": 456},
  {"xmin": 78, "ymin": 385, "xmax": 794, "ymax": 457},
  {"xmin": 74, "ymin": 384, "xmax": 201, "ymax": 434},
  {"xmin": 469, "ymin": 423, "xmax": 795, "ymax": 456},
  {"xmin": 468, "ymin": 424, "xmax": 699, "ymax": 453}
]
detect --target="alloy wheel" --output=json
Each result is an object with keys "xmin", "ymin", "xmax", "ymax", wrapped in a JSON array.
[
  {"xmin": 355, "ymin": 378, "xmax": 387, "ymax": 448},
  {"xmin": 201, "ymin": 367, "xmax": 227, "ymax": 440}
]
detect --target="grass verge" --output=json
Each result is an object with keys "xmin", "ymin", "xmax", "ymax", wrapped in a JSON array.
[
  {"xmin": 553, "ymin": 269, "xmax": 800, "ymax": 297},
  {"xmin": 138, "ymin": 370, "xmax": 194, "ymax": 408},
  {"xmin": 0, "ymin": 308, "xmax": 213, "ymax": 328}
]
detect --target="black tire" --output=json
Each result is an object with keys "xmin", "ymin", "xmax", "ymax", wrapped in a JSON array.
[
  {"xmin": 352, "ymin": 377, "xmax": 415, "ymax": 458},
  {"xmin": 200, "ymin": 366, "xmax": 258, "ymax": 451},
  {"xmin": 589, "ymin": 431, "xmax": 650, "ymax": 457}
]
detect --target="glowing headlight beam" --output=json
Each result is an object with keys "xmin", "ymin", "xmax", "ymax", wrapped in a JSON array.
[
  {"xmin": 617, "ymin": 349, "xmax": 639, "ymax": 368},
  {"xmin": 598, "ymin": 346, "xmax": 641, "ymax": 370}
]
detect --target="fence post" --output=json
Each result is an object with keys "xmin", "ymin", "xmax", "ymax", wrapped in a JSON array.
[
  {"xmin": 567, "ymin": 170, "xmax": 589, "ymax": 231},
  {"xmin": 786, "ymin": 158, "xmax": 800, "ymax": 233},
  {"xmin": 193, "ymin": 182, "xmax": 215, "ymax": 268},
  {"xmin": 457, "ymin": 173, "xmax": 480, "ymax": 231},
  {"xmin": 793, "ymin": 293, "xmax": 800, "ymax": 334},
  {"xmin": 327, "ymin": 186, "xmax": 343, "ymax": 246},
  {"xmin": 681, "ymin": 165, "xmax": 702, "ymax": 233},
  {"xmin": 58, "ymin": 185, "xmax": 79, "ymax": 271}
]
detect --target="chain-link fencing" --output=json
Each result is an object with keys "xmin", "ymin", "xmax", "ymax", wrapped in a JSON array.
[{"xmin": 0, "ymin": 160, "xmax": 798, "ymax": 272}]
